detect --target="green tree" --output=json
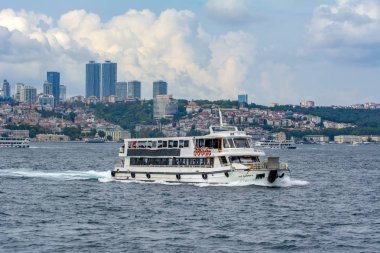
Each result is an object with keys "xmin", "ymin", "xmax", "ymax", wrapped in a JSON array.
[{"xmin": 98, "ymin": 130, "xmax": 106, "ymax": 138}]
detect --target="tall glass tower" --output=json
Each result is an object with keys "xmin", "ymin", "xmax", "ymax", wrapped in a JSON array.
[
  {"xmin": 2, "ymin": 79, "xmax": 10, "ymax": 99},
  {"xmin": 86, "ymin": 61, "xmax": 101, "ymax": 98},
  {"xmin": 47, "ymin": 72, "xmax": 60, "ymax": 104},
  {"xmin": 153, "ymin": 80, "xmax": 167, "ymax": 98},
  {"xmin": 102, "ymin": 61, "xmax": 117, "ymax": 98},
  {"xmin": 116, "ymin": 82, "xmax": 128, "ymax": 101},
  {"xmin": 128, "ymin": 80, "xmax": 141, "ymax": 99}
]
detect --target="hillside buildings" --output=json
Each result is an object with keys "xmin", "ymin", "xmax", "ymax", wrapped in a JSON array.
[{"xmin": 153, "ymin": 94, "xmax": 178, "ymax": 119}]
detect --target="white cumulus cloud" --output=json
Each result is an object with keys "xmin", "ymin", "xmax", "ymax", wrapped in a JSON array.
[
  {"xmin": 205, "ymin": 0, "xmax": 254, "ymax": 24},
  {"xmin": 0, "ymin": 8, "xmax": 256, "ymax": 99}
]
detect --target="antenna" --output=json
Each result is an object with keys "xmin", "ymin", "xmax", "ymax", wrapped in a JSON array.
[{"xmin": 218, "ymin": 108, "xmax": 223, "ymax": 127}]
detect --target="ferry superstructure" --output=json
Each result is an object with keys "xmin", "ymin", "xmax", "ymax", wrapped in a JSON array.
[
  {"xmin": 111, "ymin": 125, "xmax": 289, "ymax": 184},
  {"xmin": 0, "ymin": 137, "xmax": 30, "ymax": 148}
]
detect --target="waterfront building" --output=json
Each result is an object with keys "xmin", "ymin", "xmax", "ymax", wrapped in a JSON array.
[
  {"xmin": 20, "ymin": 86, "xmax": 37, "ymax": 105},
  {"xmin": 105, "ymin": 130, "xmax": 131, "ymax": 141},
  {"xmin": 127, "ymin": 80, "xmax": 141, "ymax": 99},
  {"xmin": 102, "ymin": 61, "xmax": 117, "ymax": 98},
  {"xmin": 2, "ymin": 79, "xmax": 10, "ymax": 99},
  {"xmin": 334, "ymin": 135, "xmax": 363, "ymax": 144},
  {"xmin": 60, "ymin": 85, "xmax": 66, "ymax": 102},
  {"xmin": 36, "ymin": 134, "xmax": 70, "ymax": 142},
  {"xmin": 116, "ymin": 82, "xmax": 128, "ymax": 101},
  {"xmin": 304, "ymin": 135, "xmax": 329, "ymax": 144},
  {"xmin": 14, "ymin": 83, "xmax": 24, "ymax": 101},
  {"xmin": 43, "ymin": 81, "xmax": 52, "ymax": 95},
  {"xmin": 86, "ymin": 61, "xmax": 101, "ymax": 98},
  {"xmin": 47, "ymin": 72, "xmax": 60, "ymax": 104},
  {"xmin": 38, "ymin": 94, "xmax": 55, "ymax": 109},
  {"xmin": 153, "ymin": 94, "xmax": 178, "ymax": 119},
  {"xmin": 238, "ymin": 94, "xmax": 248, "ymax": 104},
  {"xmin": 153, "ymin": 80, "xmax": 167, "ymax": 98}
]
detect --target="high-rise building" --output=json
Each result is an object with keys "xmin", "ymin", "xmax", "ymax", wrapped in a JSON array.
[
  {"xmin": 2, "ymin": 79, "xmax": 10, "ymax": 99},
  {"xmin": 153, "ymin": 80, "xmax": 167, "ymax": 98},
  {"xmin": 116, "ymin": 82, "xmax": 128, "ymax": 101},
  {"xmin": 20, "ymin": 85, "xmax": 37, "ymax": 105},
  {"xmin": 153, "ymin": 94, "xmax": 178, "ymax": 119},
  {"xmin": 102, "ymin": 61, "xmax": 117, "ymax": 98},
  {"xmin": 86, "ymin": 61, "xmax": 101, "ymax": 98},
  {"xmin": 43, "ymin": 81, "xmax": 52, "ymax": 95},
  {"xmin": 60, "ymin": 85, "xmax": 66, "ymax": 102},
  {"xmin": 47, "ymin": 71, "xmax": 60, "ymax": 104},
  {"xmin": 14, "ymin": 83, "xmax": 24, "ymax": 101},
  {"xmin": 38, "ymin": 94, "xmax": 55, "ymax": 109},
  {"xmin": 238, "ymin": 94, "xmax": 248, "ymax": 104},
  {"xmin": 128, "ymin": 80, "xmax": 141, "ymax": 99}
]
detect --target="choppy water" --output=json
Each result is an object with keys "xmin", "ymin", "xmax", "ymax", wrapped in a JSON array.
[{"xmin": 0, "ymin": 143, "xmax": 379, "ymax": 252}]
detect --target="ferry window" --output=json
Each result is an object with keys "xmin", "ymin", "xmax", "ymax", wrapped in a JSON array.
[
  {"xmin": 168, "ymin": 140, "xmax": 174, "ymax": 148},
  {"xmin": 157, "ymin": 141, "xmax": 163, "ymax": 148},
  {"xmin": 184, "ymin": 140, "xmax": 189, "ymax": 147},
  {"xmin": 213, "ymin": 139, "xmax": 221, "ymax": 149},
  {"xmin": 199, "ymin": 158, "xmax": 205, "ymax": 166},
  {"xmin": 137, "ymin": 141, "xmax": 145, "ymax": 148},
  {"xmin": 219, "ymin": 156, "xmax": 228, "ymax": 165},
  {"xmin": 205, "ymin": 139, "xmax": 212, "ymax": 148},
  {"xmin": 173, "ymin": 141, "xmax": 178, "ymax": 148},
  {"xmin": 198, "ymin": 139, "xmax": 205, "ymax": 147},
  {"xmin": 179, "ymin": 158, "xmax": 187, "ymax": 165},
  {"xmin": 223, "ymin": 138, "xmax": 230, "ymax": 148},
  {"xmin": 230, "ymin": 156, "xmax": 240, "ymax": 163},
  {"xmin": 152, "ymin": 141, "xmax": 157, "ymax": 148},
  {"xmin": 179, "ymin": 140, "xmax": 184, "ymax": 148},
  {"xmin": 234, "ymin": 138, "xmax": 249, "ymax": 148},
  {"xmin": 145, "ymin": 141, "xmax": 152, "ymax": 148},
  {"xmin": 163, "ymin": 141, "xmax": 168, "ymax": 148}
]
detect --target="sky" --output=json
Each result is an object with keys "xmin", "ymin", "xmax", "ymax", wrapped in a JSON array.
[{"xmin": 0, "ymin": 0, "xmax": 379, "ymax": 106}]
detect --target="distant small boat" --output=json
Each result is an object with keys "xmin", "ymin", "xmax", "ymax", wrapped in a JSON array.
[
  {"xmin": 85, "ymin": 138, "xmax": 105, "ymax": 143},
  {"xmin": 0, "ymin": 137, "xmax": 30, "ymax": 148}
]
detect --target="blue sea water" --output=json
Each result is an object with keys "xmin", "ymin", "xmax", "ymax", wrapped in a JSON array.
[{"xmin": 0, "ymin": 143, "xmax": 379, "ymax": 252}]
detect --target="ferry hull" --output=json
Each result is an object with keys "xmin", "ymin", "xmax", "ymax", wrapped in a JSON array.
[{"xmin": 111, "ymin": 168, "xmax": 288, "ymax": 185}]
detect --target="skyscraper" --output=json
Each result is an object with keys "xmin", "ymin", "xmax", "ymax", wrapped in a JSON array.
[
  {"xmin": 47, "ymin": 71, "xmax": 60, "ymax": 104},
  {"xmin": 116, "ymin": 82, "xmax": 128, "ymax": 101},
  {"xmin": 128, "ymin": 80, "xmax": 141, "ymax": 99},
  {"xmin": 60, "ymin": 85, "xmax": 66, "ymax": 102},
  {"xmin": 238, "ymin": 94, "xmax": 248, "ymax": 104},
  {"xmin": 86, "ymin": 61, "xmax": 101, "ymax": 98},
  {"xmin": 153, "ymin": 80, "xmax": 167, "ymax": 98},
  {"xmin": 2, "ymin": 79, "xmax": 10, "ymax": 99},
  {"xmin": 14, "ymin": 83, "xmax": 24, "ymax": 101},
  {"xmin": 102, "ymin": 61, "xmax": 117, "ymax": 98},
  {"xmin": 43, "ymin": 81, "xmax": 52, "ymax": 95}
]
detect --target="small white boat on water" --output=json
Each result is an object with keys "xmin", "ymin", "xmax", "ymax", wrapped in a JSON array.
[{"xmin": 111, "ymin": 113, "xmax": 290, "ymax": 185}]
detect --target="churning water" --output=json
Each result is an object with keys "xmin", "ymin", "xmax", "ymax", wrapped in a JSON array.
[{"xmin": 1, "ymin": 143, "xmax": 379, "ymax": 252}]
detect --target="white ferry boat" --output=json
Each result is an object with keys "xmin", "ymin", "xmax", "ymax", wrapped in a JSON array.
[
  {"xmin": 255, "ymin": 140, "xmax": 296, "ymax": 149},
  {"xmin": 111, "ymin": 124, "xmax": 289, "ymax": 184},
  {"xmin": 0, "ymin": 137, "xmax": 30, "ymax": 148}
]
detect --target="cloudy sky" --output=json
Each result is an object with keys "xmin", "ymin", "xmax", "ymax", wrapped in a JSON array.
[{"xmin": 0, "ymin": 0, "xmax": 379, "ymax": 105}]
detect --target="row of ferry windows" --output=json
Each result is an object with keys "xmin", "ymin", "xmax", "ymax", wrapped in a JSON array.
[
  {"xmin": 127, "ymin": 138, "xmax": 255, "ymax": 149},
  {"xmin": 128, "ymin": 140, "xmax": 190, "ymax": 149},
  {"xmin": 130, "ymin": 157, "xmax": 214, "ymax": 167}
]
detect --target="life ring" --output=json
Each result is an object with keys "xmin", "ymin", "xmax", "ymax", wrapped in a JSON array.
[
  {"xmin": 224, "ymin": 172, "xmax": 229, "ymax": 178},
  {"xmin": 202, "ymin": 173, "xmax": 207, "ymax": 180},
  {"xmin": 146, "ymin": 173, "xmax": 151, "ymax": 179},
  {"xmin": 131, "ymin": 172, "xmax": 135, "ymax": 178},
  {"xmin": 176, "ymin": 174, "xmax": 181, "ymax": 180}
]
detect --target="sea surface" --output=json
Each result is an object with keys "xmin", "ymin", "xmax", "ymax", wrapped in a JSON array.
[{"xmin": 0, "ymin": 142, "xmax": 379, "ymax": 252}]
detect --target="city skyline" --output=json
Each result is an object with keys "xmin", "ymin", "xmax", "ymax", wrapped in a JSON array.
[{"xmin": 0, "ymin": 0, "xmax": 380, "ymax": 105}]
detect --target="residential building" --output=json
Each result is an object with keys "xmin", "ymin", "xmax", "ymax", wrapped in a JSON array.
[
  {"xmin": 238, "ymin": 94, "xmax": 248, "ymax": 104},
  {"xmin": 153, "ymin": 94, "xmax": 178, "ymax": 119},
  {"xmin": 300, "ymin": 101, "xmax": 315, "ymax": 108},
  {"xmin": 116, "ymin": 82, "xmax": 128, "ymax": 101},
  {"xmin": 38, "ymin": 94, "xmax": 55, "ymax": 109},
  {"xmin": 334, "ymin": 135, "xmax": 363, "ymax": 144},
  {"xmin": 153, "ymin": 80, "xmax": 167, "ymax": 98},
  {"xmin": 60, "ymin": 85, "xmax": 66, "ymax": 102},
  {"xmin": 86, "ymin": 61, "xmax": 101, "ymax": 98},
  {"xmin": 304, "ymin": 135, "xmax": 329, "ymax": 143},
  {"xmin": 20, "ymin": 85, "xmax": 37, "ymax": 105},
  {"xmin": 43, "ymin": 81, "xmax": 52, "ymax": 95},
  {"xmin": 2, "ymin": 79, "xmax": 10, "ymax": 99},
  {"xmin": 102, "ymin": 60, "xmax": 117, "ymax": 98},
  {"xmin": 128, "ymin": 80, "xmax": 141, "ymax": 99},
  {"xmin": 47, "ymin": 71, "xmax": 60, "ymax": 104}
]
